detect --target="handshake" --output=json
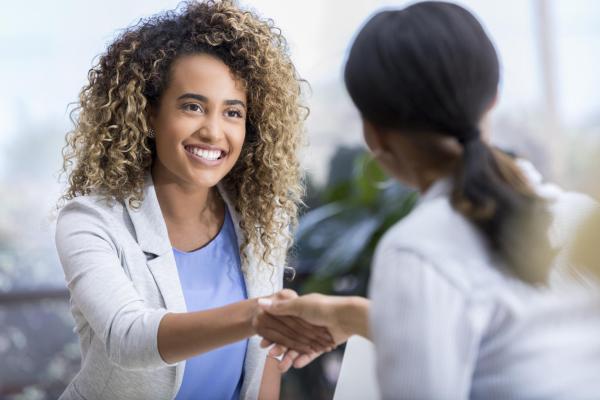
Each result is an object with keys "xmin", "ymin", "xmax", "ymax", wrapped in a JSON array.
[{"xmin": 252, "ymin": 289, "xmax": 370, "ymax": 372}]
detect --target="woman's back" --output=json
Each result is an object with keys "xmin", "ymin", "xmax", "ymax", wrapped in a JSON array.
[{"xmin": 368, "ymin": 163, "xmax": 600, "ymax": 399}]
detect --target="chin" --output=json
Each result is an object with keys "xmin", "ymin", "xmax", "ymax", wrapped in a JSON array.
[{"xmin": 186, "ymin": 168, "xmax": 230, "ymax": 188}]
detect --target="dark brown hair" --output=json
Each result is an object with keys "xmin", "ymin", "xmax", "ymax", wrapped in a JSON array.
[{"xmin": 345, "ymin": 1, "xmax": 554, "ymax": 283}]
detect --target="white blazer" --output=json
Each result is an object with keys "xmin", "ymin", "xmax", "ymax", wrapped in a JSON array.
[
  {"xmin": 368, "ymin": 160, "xmax": 600, "ymax": 399},
  {"xmin": 55, "ymin": 171, "xmax": 285, "ymax": 400}
]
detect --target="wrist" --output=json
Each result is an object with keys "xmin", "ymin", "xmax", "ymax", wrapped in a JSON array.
[
  {"xmin": 246, "ymin": 298, "xmax": 260, "ymax": 336},
  {"xmin": 338, "ymin": 296, "xmax": 370, "ymax": 339}
]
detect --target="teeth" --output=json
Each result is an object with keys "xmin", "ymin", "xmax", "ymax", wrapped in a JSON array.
[{"xmin": 187, "ymin": 146, "xmax": 222, "ymax": 161}]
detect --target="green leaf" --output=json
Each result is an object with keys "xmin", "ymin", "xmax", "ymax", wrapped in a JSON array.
[
  {"xmin": 300, "ymin": 275, "xmax": 334, "ymax": 295},
  {"xmin": 313, "ymin": 214, "xmax": 383, "ymax": 278},
  {"xmin": 296, "ymin": 202, "xmax": 346, "ymax": 241},
  {"xmin": 353, "ymin": 153, "xmax": 388, "ymax": 206},
  {"xmin": 322, "ymin": 180, "xmax": 353, "ymax": 203}
]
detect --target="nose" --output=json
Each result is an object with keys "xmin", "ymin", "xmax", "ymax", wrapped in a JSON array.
[{"xmin": 197, "ymin": 111, "xmax": 222, "ymax": 142}]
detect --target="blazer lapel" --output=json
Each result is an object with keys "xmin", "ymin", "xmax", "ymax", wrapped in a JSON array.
[{"xmin": 125, "ymin": 171, "xmax": 187, "ymax": 314}]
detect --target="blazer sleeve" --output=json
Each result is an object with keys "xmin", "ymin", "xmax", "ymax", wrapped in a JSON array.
[
  {"xmin": 369, "ymin": 246, "xmax": 485, "ymax": 400},
  {"xmin": 55, "ymin": 199, "xmax": 175, "ymax": 370}
]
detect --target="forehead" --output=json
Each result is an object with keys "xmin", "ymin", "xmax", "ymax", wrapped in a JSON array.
[{"xmin": 167, "ymin": 53, "xmax": 247, "ymax": 99}]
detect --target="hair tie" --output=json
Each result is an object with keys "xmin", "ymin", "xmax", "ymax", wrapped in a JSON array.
[{"xmin": 458, "ymin": 127, "xmax": 481, "ymax": 145}]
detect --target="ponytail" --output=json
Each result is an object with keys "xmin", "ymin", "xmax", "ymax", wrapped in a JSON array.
[
  {"xmin": 452, "ymin": 131, "xmax": 555, "ymax": 284},
  {"xmin": 344, "ymin": 2, "xmax": 556, "ymax": 284}
]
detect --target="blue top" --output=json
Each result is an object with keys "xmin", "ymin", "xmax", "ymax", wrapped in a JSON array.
[{"xmin": 173, "ymin": 207, "xmax": 248, "ymax": 400}]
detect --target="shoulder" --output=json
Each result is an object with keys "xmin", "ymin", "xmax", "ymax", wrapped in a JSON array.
[
  {"xmin": 379, "ymin": 195, "xmax": 490, "ymax": 263},
  {"xmin": 57, "ymin": 192, "xmax": 125, "ymax": 218},
  {"xmin": 373, "ymin": 196, "xmax": 496, "ymax": 294},
  {"xmin": 55, "ymin": 193, "xmax": 128, "ymax": 247}
]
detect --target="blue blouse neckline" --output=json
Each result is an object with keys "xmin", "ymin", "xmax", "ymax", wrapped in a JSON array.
[{"xmin": 172, "ymin": 207, "xmax": 229, "ymax": 255}]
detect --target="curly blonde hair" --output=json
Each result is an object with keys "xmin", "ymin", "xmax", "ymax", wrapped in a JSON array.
[{"xmin": 59, "ymin": 0, "xmax": 306, "ymax": 269}]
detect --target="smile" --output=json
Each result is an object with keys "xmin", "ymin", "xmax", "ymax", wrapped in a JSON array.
[
  {"xmin": 184, "ymin": 145, "xmax": 227, "ymax": 166},
  {"xmin": 185, "ymin": 146, "xmax": 223, "ymax": 160}
]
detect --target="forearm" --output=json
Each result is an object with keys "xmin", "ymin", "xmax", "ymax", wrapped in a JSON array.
[
  {"xmin": 158, "ymin": 298, "xmax": 258, "ymax": 364},
  {"xmin": 338, "ymin": 296, "xmax": 371, "ymax": 340},
  {"xmin": 259, "ymin": 357, "xmax": 281, "ymax": 400}
]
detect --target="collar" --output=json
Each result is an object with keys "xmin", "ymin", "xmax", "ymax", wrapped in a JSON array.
[
  {"xmin": 124, "ymin": 170, "xmax": 244, "ymax": 257},
  {"xmin": 124, "ymin": 171, "xmax": 172, "ymax": 256},
  {"xmin": 418, "ymin": 175, "xmax": 453, "ymax": 205}
]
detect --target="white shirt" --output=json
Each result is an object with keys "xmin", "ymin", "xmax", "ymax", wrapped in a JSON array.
[{"xmin": 368, "ymin": 160, "xmax": 600, "ymax": 400}]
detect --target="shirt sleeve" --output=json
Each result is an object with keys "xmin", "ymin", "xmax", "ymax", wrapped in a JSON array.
[
  {"xmin": 369, "ymin": 246, "xmax": 483, "ymax": 400},
  {"xmin": 55, "ymin": 199, "xmax": 175, "ymax": 370}
]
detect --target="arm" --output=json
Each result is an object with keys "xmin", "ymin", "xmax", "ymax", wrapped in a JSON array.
[
  {"xmin": 157, "ymin": 290, "xmax": 332, "ymax": 364},
  {"xmin": 336, "ymin": 296, "xmax": 371, "ymax": 340},
  {"xmin": 55, "ymin": 201, "xmax": 171, "ymax": 370},
  {"xmin": 56, "ymin": 201, "xmax": 331, "ymax": 370},
  {"xmin": 157, "ymin": 299, "xmax": 256, "ymax": 364},
  {"xmin": 258, "ymin": 357, "xmax": 281, "ymax": 400}
]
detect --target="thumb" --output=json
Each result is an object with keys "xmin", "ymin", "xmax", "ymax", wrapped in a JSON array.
[{"xmin": 259, "ymin": 298, "xmax": 300, "ymax": 317}]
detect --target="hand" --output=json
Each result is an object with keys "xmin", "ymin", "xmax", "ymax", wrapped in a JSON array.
[
  {"xmin": 252, "ymin": 290, "xmax": 335, "ymax": 356},
  {"xmin": 264, "ymin": 343, "xmax": 324, "ymax": 371},
  {"xmin": 259, "ymin": 293, "xmax": 359, "ymax": 346},
  {"xmin": 258, "ymin": 293, "xmax": 368, "ymax": 370}
]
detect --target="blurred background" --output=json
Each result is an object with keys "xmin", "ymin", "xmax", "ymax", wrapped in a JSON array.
[{"xmin": 0, "ymin": 0, "xmax": 598, "ymax": 399}]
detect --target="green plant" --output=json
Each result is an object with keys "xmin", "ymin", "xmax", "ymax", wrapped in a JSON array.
[
  {"xmin": 282, "ymin": 148, "xmax": 417, "ymax": 399},
  {"xmin": 292, "ymin": 150, "xmax": 418, "ymax": 297}
]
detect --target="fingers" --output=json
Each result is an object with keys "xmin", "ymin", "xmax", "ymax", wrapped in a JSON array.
[
  {"xmin": 275, "ymin": 289, "xmax": 298, "ymax": 300},
  {"xmin": 291, "ymin": 316, "xmax": 334, "ymax": 345},
  {"xmin": 259, "ymin": 297, "xmax": 301, "ymax": 318},
  {"xmin": 255, "ymin": 313, "xmax": 316, "ymax": 354},
  {"xmin": 293, "ymin": 352, "xmax": 320, "ymax": 369},
  {"xmin": 262, "ymin": 341, "xmax": 298, "ymax": 373},
  {"xmin": 277, "ymin": 349, "xmax": 299, "ymax": 372},
  {"xmin": 274, "ymin": 314, "xmax": 334, "ymax": 350},
  {"xmin": 268, "ymin": 344, "xmax": 287, "ymax": 358},
  {"xmin": 261, "ymin": 328, "xmax": 332, "ymax": 372}
]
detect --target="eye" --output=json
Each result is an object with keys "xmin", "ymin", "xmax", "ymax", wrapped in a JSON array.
[
  {"xmin": 225, "ymin": 109, "xmax": 244, "ymax": 119},
  {"xmin": 182, "ymin": 103, "xmax": 204, "ymax": 113}
]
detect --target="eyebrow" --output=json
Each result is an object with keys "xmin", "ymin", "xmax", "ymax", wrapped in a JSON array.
[{"xmin": 177, "ymin": 93, "xmax": 246, "ymax": 108}]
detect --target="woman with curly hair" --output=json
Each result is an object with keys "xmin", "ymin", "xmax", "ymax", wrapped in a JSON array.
[{"xmin": 54, "ymin": 1, "xmax": 333, "ymax": 399}]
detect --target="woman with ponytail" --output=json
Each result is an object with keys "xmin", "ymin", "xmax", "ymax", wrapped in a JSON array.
[{"xmin": 258, "ymin": 1, "xmax": 600, "ymax": 397}]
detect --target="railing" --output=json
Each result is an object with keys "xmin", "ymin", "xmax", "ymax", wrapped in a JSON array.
[{"xmin": 0, "ymin": 288, "xmax": 69, "ymax": 304}]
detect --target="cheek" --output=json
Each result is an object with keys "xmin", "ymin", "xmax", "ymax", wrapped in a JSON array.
[
  {"xmin": 154, "ymin": 128, "xmax": 183, "ymax": 161},
  {"xmin": 380, "ymin": 155, "xmax": 416, "ymax": 188},
  {"xmin": 228, "ymin": 126, "xmax": 247, "ymax": 158},
  {"xmin": 362, "ymin": 123, "xmax": 379, "ymax": 153}
]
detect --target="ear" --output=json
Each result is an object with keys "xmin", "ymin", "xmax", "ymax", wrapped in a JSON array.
[
  {"xmin": 146, "ymin": 104, "xmax": 157, "ymax": 129},
  {"xmin": 480, "ymin": 89, "xmax": 499, "ymax": 143},
  {"xmin": 486, "ymin": 88, "xmax": 499, "ymax": 112}
]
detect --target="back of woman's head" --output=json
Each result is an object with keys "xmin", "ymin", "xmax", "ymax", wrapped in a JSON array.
[{"xmin": 345, "ymin": 1, "xmax": 554, "ymax": 284}]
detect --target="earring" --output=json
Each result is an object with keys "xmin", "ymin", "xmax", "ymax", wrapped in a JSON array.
[{"xmin": 148, "ymin": 128, "xmax": 155, "ymax": 139}]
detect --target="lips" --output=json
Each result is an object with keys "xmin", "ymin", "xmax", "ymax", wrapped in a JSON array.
[
  {"xmin": 184, "ymin": 146, "xmax": 222, "ymax": 161},
  {"xmin": 182, "ymin": 144, "xmax": 229, "ymax": 168}
]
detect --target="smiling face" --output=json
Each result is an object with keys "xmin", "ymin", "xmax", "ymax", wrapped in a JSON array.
[{"xmin": 150, "ymin": 53, "xmax": 247, "ymax": 189}]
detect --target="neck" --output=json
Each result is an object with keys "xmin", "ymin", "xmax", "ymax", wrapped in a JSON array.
[
  {"xmin": 407, "ymin": 135, "xmax": 462, "ymax": 193},
  {"xmin": 415, "ymin": 168, "xmax": 452, "ymax": 193},
  {"xmin": 151, "ymin": 161, "xmax": 218, "ymax": 225}
]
